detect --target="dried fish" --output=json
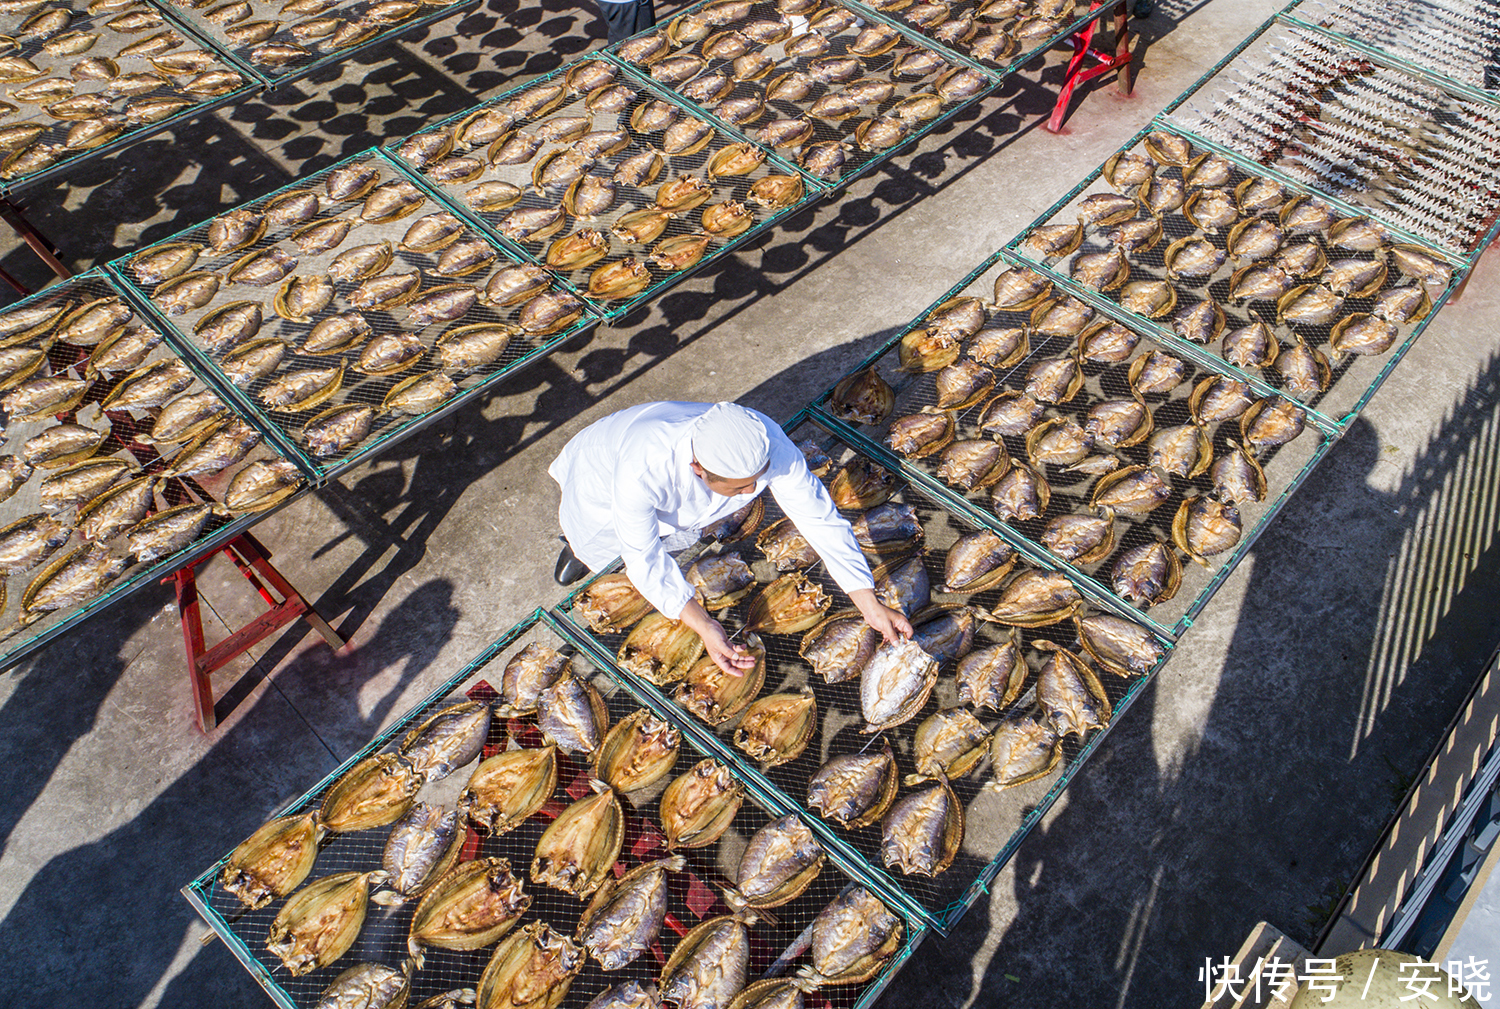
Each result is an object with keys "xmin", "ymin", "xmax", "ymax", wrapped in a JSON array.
[
  {"xmin": 988, "ymin": 714, "xmax": 1060, "ymax": 788},
  {"xmin": 880, "ymin": 774, "xmax": 961, "ymax": 876},
  {"xmin": 733, "ymin": 689, "xmax": 816, "ymax": 765},
  {"xmin": 659, "ymin": 758, "xmax": 742, "ymax": 849},
  {"xmin": 861, "ymin": 637, "xmax": 938, "ymax": 732},
  {"xmin": 531, "ymin": 781, "xmax": 624, "ymax": 897},
  {"xmin": 1172, "ymin": 494, "xmax": 1241, "ymax": 566},
  {"xmin": 266, "ymin": 870, "xmax": 384, "ymax": 975},
  {"xmin": 989, "ymin": 463, "xmax": 1049, "ymax": 522},
  {"xmin": 806, "ymin": 741, "xmax": 897, "ymax": 830},
  {"xmin": 408, "ymin": 857, "xmax": 530, "ymax": 961},
  {"xmin": 221, "ymin": 811, "xmax": 321, "ymax": 910},
  {"xmin": 380, "ymin": 803, "xmax": 463, "ymax": 902},
  {"xmin": 577, "ymin": 855, "xmax": 686, "ymax": 970},
  {"xmin": 956, "ymin": 632, "xmax": 1028, "ymax": 712},
  {"xmin": 458, "ymin": 745, "xmax": 557, "ymax": 836},
  {"xmin": 728, "ymin": 814, "xmax": 824, "ymax": 910}
]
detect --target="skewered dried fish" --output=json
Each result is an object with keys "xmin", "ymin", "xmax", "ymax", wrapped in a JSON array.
[
  {"xmin": 266, "ymin": 870, "xmax": 384, "ymax": 976},
  {"xmin": 458, "ymin": 745, "xmax": 557, "ymax": 836},
  {"xmin": 531, "ymin": 781, "xmax": 624, "ymax": 897},
  {"xmin": 659, "ymin": 758, "xmax": 742, "ymax": 849},
  {"xmin": 733, "ymin": 689, "xmax": 816, "ymax": 765},
  {"xmin": 221, "ymin": 811, "xmax": 321, "ymax": 910}
]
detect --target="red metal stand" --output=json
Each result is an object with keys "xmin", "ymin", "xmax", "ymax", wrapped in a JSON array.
[
  {"xmin": 166, "ymin": 530, "xmax": 344, "ymax": 732},
  {"xmin": 1047, "ymin": 0, "xmax": 1135, "ymax": 133}
]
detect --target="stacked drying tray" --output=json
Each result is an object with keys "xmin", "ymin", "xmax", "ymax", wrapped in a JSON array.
[
  {"xmin": 555, "ymin": 418, "xmax": 1170, "ymax": 934},
  {"xmin": 185, "ymin": 609, "xmax": 927, "ymax": 1009},
  {"xmin": 0, "ymin": 269, "xmax": 305, "ymax": 665}
]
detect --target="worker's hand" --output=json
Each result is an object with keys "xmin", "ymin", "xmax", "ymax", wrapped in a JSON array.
[
  {"xmin": 678, "ymin": 598, "xmax": 755, "ymax": 676},
  {"xmin": 849, "ymin": 588, "xmax": 912, "ymax": 644}
]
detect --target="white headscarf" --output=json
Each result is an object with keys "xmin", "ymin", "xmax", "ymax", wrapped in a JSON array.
[{"xmin": 690, "ymin": 402, "xmax": 770, "ymax": 479}]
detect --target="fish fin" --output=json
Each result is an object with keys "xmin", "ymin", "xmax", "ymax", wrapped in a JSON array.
[
  {"xmin": 901, "ymin": 772, "xmax": 928, "ymax": 787},
  {"xmin": 660, "ymin": 854, "xmax": 688, "ymax": 873},
  {"xmin": 369, "ymin": 889, "xmax": 406, "ymax": 906},
  {"xmin": 408, "ymin": 938, "xmax": 426, "ymax": 969}
]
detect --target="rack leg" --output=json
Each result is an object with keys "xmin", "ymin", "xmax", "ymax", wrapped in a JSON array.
[
  {"xmin": 1046, "ymin": 0, "xmax": 1134, "ymax": 133},
  {"xmin": 165, "ymin": 532, "xmax": 344, "ymax": 732},
  {"xmin": 0, "ymin": 197, "xmax": 71, "ymax": 282}
]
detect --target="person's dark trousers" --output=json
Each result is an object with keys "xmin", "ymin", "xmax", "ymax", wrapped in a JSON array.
[{"xmin": 598, "ymin": 0, "xmax": 656, "ymax": 43}]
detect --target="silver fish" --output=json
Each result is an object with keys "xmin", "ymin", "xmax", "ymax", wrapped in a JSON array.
[
  {"xmin": 585, "ymin": 982, "xmax": 658, "ymax": 1009},
  {"xmin": 536, "ymin": 673, "xmax": 608, "ymax": 755},
  {"xmin": 1036, "ymin": 640, "xmax": 1109, "ymax": 736},
  {"xmin": 860, "ymin": 637, "xmax": 938, "ymax": 732},
  {"xmin": 577, "ymin": 855, "xmax": 686, "ymax": 970},
  {"xmin": 40, "ymin": 456, "xmax": 132, "ymax": 511},
  {"xmin": 806, "ymin": 741, "xmax": 897, "ymax": 829},
  {"xmin": 302, "ymin": 404, "xmax": 374, "ymax": 458},
  {"xmin": 21, "ymin": 542, "xmax": 126, "ymax": 616},
  {"xmin": 400, "ymin": 699, "xmax": 490, "ymax": 781},
  {"xmin": 21, "ymin": 423, "xmax": 105, "ymax": 467},
  {"xmin": 956, "ymin": 634, "xmax": 1028, "ymax": 712},
  {"xmin": 873, "ymin": 554, "xmax": 930, "ymax": 617},
  {"xmin": 313, "ymin": 962, "xmax": 411, "ymax": 1009},
  {"xmin": 0, "ymin": 511, "xmax": 70, "ymax": 573},
  {"xmin": 1075, "ymin": 613, "xmax": 1164, "ymax": 677},
  {"xmin": 163, "ymin": 421, "xmax": 260, "ymax": 478},
  {"xmin": 1041, "ymin": 512, "xmax": 1115, "ymax": 563},
  {"xmin": 660, "ymin": 915, "xmax": 751, "ymax": 1009},
  {"xmin": 224, "ymin": 459, "xmax": 302, "ymax": 513},
  {"xmin": 942, "ymin": 529, "xmax": 1014, "ymax": 594},
  {"xmin": 496, "ymin": 642, "xmax": 571, "ymax": 715},
  {"xmin": 381, "ymin": 803, "xmax": 462, "ymax": 900},
  {"xmin": 128, "ymin": 502, "xmax": 226, "ymax": 562},
  {"xmin": 800, "ymin": 888, "xmax": 903, "ymax": 986},
  {"xmin": 977, "ymin": 392, "xmax": 1043, "ymax": 437},
  {"xmin": 729, "ymin": 815, "xmax": 823, "ymax": 910},
  {"xmin": 880, "ymin": 775, "xmax": 961, "ymax": 876}
]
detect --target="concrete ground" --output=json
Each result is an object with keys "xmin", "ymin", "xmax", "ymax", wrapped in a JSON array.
[{"xmin": 0, "ymin": 0, "xmax": 1497, "ymax": 1006}]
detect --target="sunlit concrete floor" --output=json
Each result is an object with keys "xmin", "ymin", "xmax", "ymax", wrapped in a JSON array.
[{"xmin": 0, "ymin": 0, "xmax": 1498, "ymax": 1005}]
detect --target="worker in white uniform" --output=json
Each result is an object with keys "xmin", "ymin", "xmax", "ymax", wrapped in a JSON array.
[{"xmin": 549, "ymin": 401, "xmax": 912, "ymax": 674}]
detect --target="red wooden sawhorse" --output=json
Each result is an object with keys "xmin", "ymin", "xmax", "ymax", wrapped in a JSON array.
[
  {"xmin": 166, "ymin": 530, "xmax": 344, "ymax": 732},
  {"xmin": 1047, "ymin": 0, "xmax": 1136, "ymax": 133}
]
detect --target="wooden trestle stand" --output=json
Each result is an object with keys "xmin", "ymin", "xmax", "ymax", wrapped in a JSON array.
[{"xmin": 166, "ymin": 531, "xmax": 344, "ymax": 732}]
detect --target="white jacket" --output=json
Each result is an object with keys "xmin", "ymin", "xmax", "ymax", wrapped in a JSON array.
[{"xmin": 549, "ymin": 401, "xmax": 875, "ymax": 618}]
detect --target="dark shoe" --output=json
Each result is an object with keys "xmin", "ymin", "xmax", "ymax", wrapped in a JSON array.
[
  {"xmin": 554, "ymin": 543, "xmax": 588, "ymax": 586},
  {"xmin": 1132, "ymin": 0, "xmax": 1152, "ymax": 17}
]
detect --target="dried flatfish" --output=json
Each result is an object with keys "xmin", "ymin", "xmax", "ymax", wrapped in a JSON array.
[
  {"xmin": 1086, "ymin": 396, "xmax": 1151, "ymax": 449},
  {"xmin": 1191, "ymin": 375, "xmax": 1254, "ymax": 424},
  {"xmin": 1127, "ymin": 349, "xmax": 1186, "ymax": 395},
  {"xmin": 1030, "ymin": 296, "xmax": 1094, "ymax": 337},
  {"xmin": 266, "ymin": 870, "xmax": 383, "ymax": 976},
  {"xmin": 154, "ymin": 271, "xmax": 220, "ymax": 315},
  {"xmin": 860, "ymin": 637, "xmax": 938, "ymax": 732},
  {"xmin": 936, "ymin": 439, "xmax": 1008, "ymax": 492},
  {"xmin": 977, "ymin": 391, "xmax": 1043, "ymax": 437},
  {"xmin": 1148, "ymin": 423, "xmax": 1212, "ymax": 478},
  {"xmin": 886, "ymin": 412, "xmax": 953, "ymax": 458},
  {"xmin": 991, "ymin": 266, "xmax": 1052, "ymax": 311},
  {"xmin": 531, "ymin": 781, "xmax": 624, "ymax": 897},
  {"xmin": 1330, "ymin": 313, "xmax": 1398, "ymax": 357},
  {"xmin": 1071, "ymin": 245, "xmax": 1130, "ymax": 291},
  {"xmin": 408, "ymin": 857, "xmax": 530, "ymax": 961},
  {"xmin": 1183, "ymin": 187, "xmax": 1236, "ymax": 232},
  {"xmin": 320, "ymin": 753, "xmax": 421, "ymax": 832},
  {"xmin": 807, "ymin": 741, "xmax": 897, "ymax": 831},
  {"xmin": 458, "ymin": 745, "xmax": 557, "ymax": 835},
  {"xmin": 907, "ymin": 706, "xmax": 989, "ymax": 785},
  {"xmin": 400, "ymin": 699, "xmax": 490, "ymax": 782},
  {"xmin": 660, "ymin": 914, "xmax": 752, "ymax": 1009},
  {"xmin": 898, "ymin": 327, "xmax": 959, "ymax": 373},
  {"xmin": 576, "ymin": 572, "xmax": 650, "ymax": 632},
  {"xmin": 675, "ymin": 639, "xmax": 765, "ymax": 725},
  {"xmin": 989, "ymin": 463, "xmax": 1049, "ymax": 522},
  {"xmin": 1172, "ymin": 494, "xmax": 1241, "ymax": 566},
  {"xmin": 1036, "ymin": 639, "xmax": 1110, "ymax": 737},
  {"xmin": 1041, "ymin": 511, "xmax": 1115, "ymax": 564},
  {"xmin": 728, "ymin": 814, "xmax": 823, "ymax": 910},
  {"xmin": 224, "ymin": 459, "xmax": 301, "ymax": 513},
  {"xmin": 476, "ymin": 923, "xmax": 584, "ymax": 1009},
  {"xmin": 380, "ymin": 803, "xmax": 463, "ymax": 902},
  {"xmin": 834, "ymin": 365, "xmax": 888, "ymax": 425},
  {"xmin": 577, "ymin": 855, "xmax": 686, "ymax": 971},
  {"xmin": 227, "ymin": 246, "xmax": 297, "ymax": 287},
  {"xmin": 1076, "ymin": 613, "xmax": 1163, "ymax": 677},
  {"xmin": 969, "ymin": 326, "xmax": 1029, "ymax": 369},
  {"xmin": 880, "ymin": 774, "xmax": 961, "ymax": 876},
  {"xmin": 756, "ymin": 517, "xmax": 816, "ymax": 572},
  {"xmin": 988, "ymin": 714, "xmax": 1060, "ymax": 788},
  {"xmin": 830, "ymin": 458, "xmax": 896, "ymax": 510},
  {"xmin": 536, "ymin": 672, "xmax": 609, "ymax": 756},
  {"xmin": 4, "ymin": 374, "xmax": 88, "ymax": 420},
  {"xmin": 1026, "ymin": 417, "xmax": 1092, "ymax": 467},
  {"xmin": 733, "ymin": 689, "xmax": 815, "ymax": 765},
  {"xmin": 361, "ymin": 180, "xmax": 424, "ymax": 223},
  {"xmin": 957, "ymin": 632, "xmax": 1028, "ymax": 712},
  {"xmin": 850, "ymin": 502, "xmax": 922, "ymax": 558},
  {"xmin": 1275, "ymin": 333, "xmax": 1330, "ymax": 396},
  {"xmin": 990, "ymin": 569, "xmax": 1081, "ymax": 627},
  {"xmin": 1077, "ymin": 192, "xmax": 1138, "ymax": 228},
  {"xmin": 1229, "ymin": 263, "xmax": 1293, "ymax": 302},
  {"xmin": 221, "ymin": 812, "xmax": 321, "ymax": 910},
  {"xmin": 1110, "ymin": 539, "xmax": 1180, "ymax": 606},
  {"xmin": 659, "ymin": 758, "xmax": 742, "ymax": 849},
  {"xmin": 616, "ymin": 612, "xmax": 703, "ymax": 686}
]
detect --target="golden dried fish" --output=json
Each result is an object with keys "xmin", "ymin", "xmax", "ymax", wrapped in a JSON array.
[
  {"xmin": 224, "ymin": 459, "xmax": 301, "ymax": 513},
  {"xmin": 756, "ymin": 516, "xmax": 815, "ymax": 572},
  {"xmin": 1110, "ymin": 539, "xmax": 1179, "ymax": 606},
  {"xmin": 221, "ymin": 811, "xmax": 321, "ymax": 910},
  {"xmin": 1146, "ymin": 423, "xmax": 1211, "ymax": 478},
  {"xmin": 1328, "ymin": 216, "xmax": 1388, "ymax": 253},
  {"xmin": 1372, "ymin": 284, "xmax": 1431, "ymax": 325},
  {"xmin": 827, "ymin": 368, "xmax": 893, "ymax": 428},
  {"xmin": 1182, "ymin": 187, "xmax": 1236, "ymax": 232},
  {"xmin": 988, "ymin": 714, "xmax": 1060, "ymax": 788},
  {"xmin": 956, "ymin": 632, "xmax": 1027, "ymax": 711},
  {"xmin": 851, "ymin": 502, "xmax": 922, "ymax": 558},
  {"xmin": 747, "ymin": 174, "xmax": 803, "ymax": 211},
  {"xmin": 976, "ymin": 391, "xmax": 1043, "ymax": 438},
  {"xmin": 1127, "ymin": 348, "xmax": 1186, "ymax": 395},
  {"xmin": 1075, "ymin": 613, "xmax": 1163, "ymax": 677},
  {"xmin": 989, "ymin": 463, "xmax": 1049, "ymax": 523},
  {"xmin": 744, "ymin": 572, "xmax": 828, "ymax": 634},
  {"xmin": 302, "ymin": 403, "xmax": 375, "ymax": 458},
  {"xmin": 73, "ymin": 476, "xmax": 152, "ymax": 541},
  {"xmin": 936, "ymin": 439, "xmax": 1008, "ymax": 492},
  {"xmin": 686, "ymin": 553, "xmax": 754, "ymax": 610},
  {"xmin": 577, "ymin": 854, "xmax": 686, "ymax": 971},
  {"xmin": 266, "ymin": 870, "xmax": 384, "ymax": 976},
  {"xmin": 320, "ymin": 753, "xmax": 420, "ymax": 832},
  {"xmin": 1390, "ymin": 244, "xmax": 1452, "ymax": 287},
  {"xmin": 1192, "ymin": 375, "xmax": 1254, "ymax": 424},
  {"xmin": 23, "ymin": 421, "xmax": 107, "ymax": 467},
  {"xmin": 1141, "ymin": 173, "xmax": 1185, "ymax": 215},
  {"xmin": 458, "ymin": 745, "xmax": 557, "ymax": 836},
  {"xmin": 154, "ymin": 271, "xmax": 221, "ymax": 315},
  {"xmin": 881, "ymin": 773, "xmax": 961, "ymax": 876},
  {"xmin": 576, "ymin": 572, "xmax": 650, "ymax": 631},
  {"xmin": 829, "ymin": 458, "xmax": 896, "ymax": 510},
  {"xmin": 1173, "ymin": 494, "xmax": 1242, "ymax": 566},
  {"xmin": 733, "ymin": 689, "xmax": 816, "ymax": 765},
  {"xmin": 616, "ymin": 612, "xmax": 703, "ymax": 686},
  {"xmin": 675, "ymin": 639, "xmax": 765, "ymax": 725},
  {"xmin": 227, "ymin": 246, "xmax": 298, "ymax": 287},
  {"xmin": 908, "ymin": 706, "xmax": 989, "ymax": 785},
  {"xmin": 408, "ymin": 857, "xmax": 531, "ymax": 962},
  {"xmin": 1030, "ymin": 296, "xmax": 1095, "ymax": 337},
  {"xmin": 968, "ymin": 326, "xmax": 1028, "ymax": 370},
  {"xmin": 1102, "ymin": 150, "xmax": 1154, "ymax": 191},
  {"xmin": 314, "ymin": 962, "xmax": 412, "ymax": 1009},
  {"xmin": 659, "ymin": 758, "xmax": 743, "ymax": 849},
  {"xmin": 1229, "ymin": 262, "xmax": 1293, "ymax": 302},
  {"xmin": 1275, "ymin": 333, "xmax": 1330, "ymax": 396},
  {"xmin": 990, "ymin": 568, "xmax": 1082, "ymax": 627},
  {"xmin": 1023, "ymin": 221, "xmax": 1083, "ymax": 257},
  {"xmin": 531, "ymin": 781, "xmax": 624, "ymax": 897},
  {"xmin": 886, "ymin": 412, "xmax": 953, "ymax": 458},
  {"xmin": 1330, "ymin": 313, "xmax": 1398, "ymax": 357}
]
